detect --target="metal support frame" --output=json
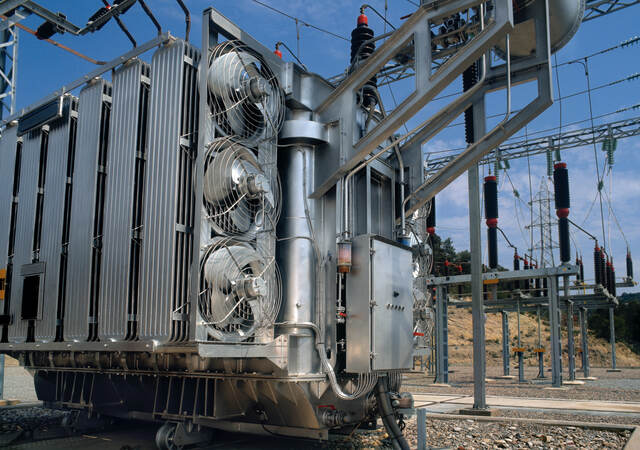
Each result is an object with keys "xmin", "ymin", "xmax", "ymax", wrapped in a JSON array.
[
  {"xmin": 567, "ymin": 300, "xmax": 576, "ymax": 381},
  {"xmin": 427, "ymin": 264, "xmax": 578, "ymax": 285},
  {"xmin": 435, "ymin": 286, "xmax": 449, "ymax": 384},
  {"xmin": 548, "ymin": 276, "xmax": 562, "ymax": 387},
  {"xmin": 501, "ymin": 311, "xmax": 510, "ymax": 377},
  {"xmin": 469, "ymin": 95, "xmax": 486, "ymax": 408},
  {"xmin": 516, "ymin": 300, "xmax": 525, "ymax": 383},
  {"xmin": 609, "ymin": 306, "xmax": 618, "ymax": 370},
  {"xmin": 0, "ymin": 18, "xmax": 17, "ymax": 119},
  {"xmin": 425, "ymin": 115, "xmax": 640, "ymax": 176},
  {"xmin": 580, "ymin": 307, "xmax": 591, "ymax": 378},
  {"xmin": 537, "ymin": 305, "xmax": 545, "ymax": 378},
  {"xmin": 1, "ymin": 0, "xmax": 138, "ymax": 35},
  {"xmin": 584, "ymin": 0, "xmax": 640, "ymax": 20},
  {"xmin": 311, "ymin": 0, "xmax": 515, "ymax": 199}
]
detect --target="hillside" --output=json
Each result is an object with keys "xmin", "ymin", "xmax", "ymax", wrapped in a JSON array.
[{"xmin": 447, "ymin": 305, "xmax": 640, "ymax": 367}]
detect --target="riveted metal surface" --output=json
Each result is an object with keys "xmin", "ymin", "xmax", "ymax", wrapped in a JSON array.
[
  {"xmin": 35, "ymin": 98, "xmax": 77, "ymax": 342},
  {"xmin": 8, "ymin": 130, "xmax": 43, "ymax": 343},
  {"xmin": 99, "ymin": 60, "xmax": 150, "ymax": 342},
  {"xmin": 138, "ymin": 40, "xmax": 199, "ymax": 343},
  {"xmin": 64, "ymin": 80, "xmax": 111, "ymax": 342}
]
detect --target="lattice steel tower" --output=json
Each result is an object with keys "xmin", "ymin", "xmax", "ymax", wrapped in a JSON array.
[{"xmin": 527, "ymin": 177, "xmax": 558, "ymax": 267}]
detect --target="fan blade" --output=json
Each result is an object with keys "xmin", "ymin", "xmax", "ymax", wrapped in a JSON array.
[{"xmin": 229, "ymin": 199, "xmax": 252, "ymax": 233}]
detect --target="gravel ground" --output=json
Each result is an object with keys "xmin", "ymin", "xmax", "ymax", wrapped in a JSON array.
[{"xmin": 404, "ymin": 366, "xmax": 640, "ymax": 402}]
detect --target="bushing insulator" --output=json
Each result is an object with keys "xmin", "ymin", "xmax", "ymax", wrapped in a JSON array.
[
  {"xmin": 463, "ymin": 63, "xmax": 478, "ymax": 144},
  {"xmin": 594, "ymin": 246, "xmax": 602, "ymax": 285},
  {"xmin": 579, "ymin": 258, "xmax": 584, "ymax": 282},
  {"xmin": 488, "ymin": 227, "xmax": 498, "ymax": 269},
  {"xmin": 484, "ymin": 175, "xmax": 498, "ymax": 221},
  {"xmin": 611, "ymin": 264, "xmax": 617, "ymax": 296},
  {"xmin": 426, "ymin": 197, "xmax": 436, "ymax": 233},
  {"xmin": 350, "ymin": 18, "xmax": 377, "ymax": 108},
  {"xmin": 600, "ymin": 249, "xmax": 607, "ymax": 287},
  {"xmin": 558, "ymin": 217, "xmax": 571, "ymax": 263},
  {"xmin": 553, "ymin": 162, "xmax": 570, "ymax": 210}
]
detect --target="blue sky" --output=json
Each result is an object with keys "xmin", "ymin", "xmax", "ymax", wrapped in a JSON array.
[{"xmin": 10, "ymin": 0, "xmax": 640, "ymax": 293}]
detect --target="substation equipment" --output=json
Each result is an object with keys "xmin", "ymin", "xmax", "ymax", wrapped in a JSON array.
[
  {"xmin": 0, "ymin": 0, "xmax": 584, "ymax": 447},
  {"xmin": 428, "ymin": 161, "xmax": 634, "ymax": 387}
]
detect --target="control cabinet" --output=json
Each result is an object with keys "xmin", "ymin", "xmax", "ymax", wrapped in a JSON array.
[{"xmin": 346, "ymin": 234, "xmax": 413, "ymax": 372}]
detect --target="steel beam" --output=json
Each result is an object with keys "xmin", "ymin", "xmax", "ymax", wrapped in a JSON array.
[
  {"xmin": 427, "ymin": 265, "xmax": 578, "ymax": 285},
  {"xmin": 548, "ymin": 276, "xmax": 562, "ymax": 387},
  {"xmin": 311, "ymin": 0, "xmax": 514, "ymax": 199},
  {"xmin": 580, "ymin": 307, "xmax": 591, "ymax": 378},
  {"xmin": 609, "ymin": 306, "xmax": 617, "ymax": 370},
  {"xmin": 425, "ymin": 115, "xmax": 640, "ymax": 176},
  {"xmin": 501, "ymin": 311, "xmax": 510, "ymax": 377},
  {"xmin": 435, "ymin": 286, "xmax": 449, "ymax": 384},
  {"xmin": 584, "ymin": 0, "xmax": 640, "ymax": 20},
  {"xmin": 567, "ymin": 300, "xmax": 576, "ymax": 381}
]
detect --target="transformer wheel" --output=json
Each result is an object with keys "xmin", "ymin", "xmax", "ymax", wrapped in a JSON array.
[{"xmin": 155, "ymin": 423, "xmax": 180, "ymax": 450}]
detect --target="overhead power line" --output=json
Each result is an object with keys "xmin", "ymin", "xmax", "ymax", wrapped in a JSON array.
[{"xmin": 250, "ymin": 0, "xmax": 349, "ymax": 41}]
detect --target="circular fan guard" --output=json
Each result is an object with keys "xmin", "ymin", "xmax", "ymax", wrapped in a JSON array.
[
  {"xmin": 203, "ymin": 136, "xmax": 281, "ymax": 238},
  {"xmin": 208, "ymin": 40, "xmax": 285, "ymax": 146},
  {"xmin": 199, "ymin": 238, "xmax": 281, "ymax": 342}
]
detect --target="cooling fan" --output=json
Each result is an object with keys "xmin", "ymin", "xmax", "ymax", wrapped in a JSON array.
[
  {"xmin": 413, "ymin": 288, "xmax": 434, "ymax": 349},
  {"xmin": 208, "ymin": 40, "xmax": 285, "ymax": 146},
  {"xmin": 203, "ymin": 136, "xmax": 281, "ymax": 238},
  {"xmin": 199, "ymin": 238, "xmax": 281, "ymax": 342}
]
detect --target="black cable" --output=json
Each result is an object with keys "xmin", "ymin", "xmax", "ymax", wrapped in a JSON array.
[
  {"xmin": 567, "ymin": 218, "xmax": 598, "ymax": 241},
  {"xmin": 101, "ymin": 0, "xmax": 136, "ymax": 47},
  {"xmin": 360, "ymin": 4, "xmax": 396, "ymax": 30},
  {"xmin": 250, "ymin": 0, "xmax": 348, "ymax": 41},
  {"xmin": 138, "ymin": 0, "xmax": 161, "ymax": 35},
  {"xmin": 175, "ymin": 0, "xmax": 190, "ymax": 41},
  {"xmin": 496, "ymin": 226, "xmax": 517, "ymax": 251},
  {"xmin": 275, "ymin": 41, "xmax": 308, "ymax": 70}
]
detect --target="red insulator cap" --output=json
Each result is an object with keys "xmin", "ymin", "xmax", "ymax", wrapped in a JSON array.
[
  {"xmin": 274, "ymin": 49, "xmax": 283, "ymax": 59},
  {"xmin": 427, "ymin": 226, "xmax": 436, "ymax": 235},
  {"xmin": 554, "ymin": 162, "xmax": 567, "ymax": 169},
  {"xmin": 486, "ymin": 218, "xmax": 498, "ymax": 228},
  {"xmin": 444, "ymin": 260, "xmax": 450, "ymax": 266},
  {"xmin": 595, "ymin": 244, "xmax": 600, "ymax": 251},
  {"xmin": 357, "ymin": 13, "xmax": 368, "ymax": 25},
  {"xmin": 484, "ymin": 175, "xmax": 497, "ymax": 182},
  {"xmin": 556, "ymin": 208, "xmax": 570, "ymax": 218}
]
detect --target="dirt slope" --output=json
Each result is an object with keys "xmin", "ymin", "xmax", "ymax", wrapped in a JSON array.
[{"xmin": 447, "ymin": 305, "xmax": 640, "ymax": 367}]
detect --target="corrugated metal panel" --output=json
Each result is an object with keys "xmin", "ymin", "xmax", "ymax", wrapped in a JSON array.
[
  {"xmin": 99, "ymin": 60, "xmax": 149, "ymax": 342},
  {"xmin": 0, "ymin": 125, "xmax": 19, "ymax": 269},
  {"xmin": 64, "ymin": 80, "xmax": 111, "ymax": 342},
  {"xmin": 8, "ymin": 131, "xmax": 42, "ymax": 343},
  {"xmin": 0, "ymin": 125, "xmax": 20, "ymax": 339},
  {"xmin": 138, "ymin": 40, "xmax": 199, "ymax": 343},
  {"xmin": 34, "ymin": 99, "xmax": 77, "ymax": 342}
]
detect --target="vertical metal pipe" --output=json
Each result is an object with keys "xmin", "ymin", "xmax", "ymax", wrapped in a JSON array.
[
  {"xmin": 276, "ymin": 143, "xmax": 317, "ymax": 375},
  {"xmin": 469, "ymin": 163, "xmax": 485, "ymax": 407},
  {"xmin": 517, "ymin": 300, "xmax": 524, "ymax": 383},
  {"xmin": 417, "ymin": 408, "xmax": 427, "ymax": 450},
  {"xmin": 501, "ymin": 311, "xmax": 510, "ymax": 377},
  {"xmin": 548, "ymin": 276, "xmax": 562, "ymax": 387},
  {"xmin": 609, "ymin": 307, "xmax": 617, "ymax": 370},
  {"xmin": 580, "ymin": 307, "xmax": 590, "ymax": 378},
  {"xmin": 435, "ymin": 286, "xmax": 448, "ymax": 384},
  {"xmin": 537, "ymin": 305, "xmax": 545, "ymax": 378},
  {"xmin": 567, "ymin": 300, "xmax": 575, "ymax": 381}
]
